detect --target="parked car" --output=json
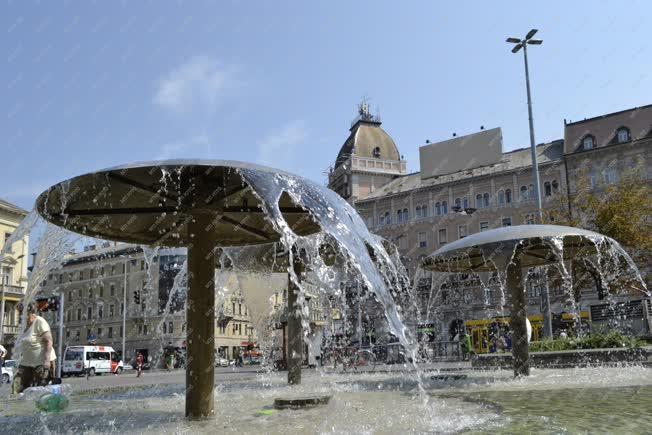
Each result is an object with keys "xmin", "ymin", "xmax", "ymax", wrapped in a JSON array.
[
  {"xmin": 216, "ymin": 357, "xmax": 230, "ymax": 367},
  {"xmin": 2, "ymin": 366, "xmax": 13, "ymax": 384}
]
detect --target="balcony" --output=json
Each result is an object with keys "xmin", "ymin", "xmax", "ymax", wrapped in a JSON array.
[
  {"xmin": 1, "ymin": 284, "xmax": 25, "ymax": 297},
  {"xmin": 2, "ymin": 324, "xmax": 20, "ymax": 335}
]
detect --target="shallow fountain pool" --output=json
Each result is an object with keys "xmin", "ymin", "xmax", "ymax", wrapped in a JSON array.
[{"xmin": 2, "ymin": 366, "xmax": 650, "ymax": 434}]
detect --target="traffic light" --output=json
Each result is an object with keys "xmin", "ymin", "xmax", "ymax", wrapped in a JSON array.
[{"xmin": 133, "ymin": 291, "xmax": 141, "ymax": 304}]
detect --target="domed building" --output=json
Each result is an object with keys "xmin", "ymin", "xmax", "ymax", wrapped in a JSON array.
[{"xmin": 328, "ymin": 102, "xmax": 407, "ymax": 204}]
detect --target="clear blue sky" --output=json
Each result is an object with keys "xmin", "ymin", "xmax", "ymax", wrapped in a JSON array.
[{"xmin": 3, "ymin": 1, "xmax": 651, "ymax": 210}]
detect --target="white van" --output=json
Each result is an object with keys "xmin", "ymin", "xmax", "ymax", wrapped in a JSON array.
[{"xmin": 63, "ymin": 345, "xmax": 124, "ymax": 376}]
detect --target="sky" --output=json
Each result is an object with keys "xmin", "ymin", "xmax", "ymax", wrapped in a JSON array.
[{"xmin": 3, "ymin": 0, "xmax": 651, "ymax": 211}]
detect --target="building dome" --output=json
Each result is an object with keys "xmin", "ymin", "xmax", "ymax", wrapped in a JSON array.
[{"xmin": 335, "ymin": 104, "xmax": 400, "ymax": 168}]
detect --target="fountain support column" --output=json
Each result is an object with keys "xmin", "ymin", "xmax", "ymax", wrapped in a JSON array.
[
  {"xmin": 287, "ymin": 251, "xmax": 304, "ymax": 385},
  {"xmin": 186, "ymin": 214, "xmax": 217, "ymax": 418},
  {"xmin": 507, "ymin": 252, "xmax": 529, "ymax": 376}
]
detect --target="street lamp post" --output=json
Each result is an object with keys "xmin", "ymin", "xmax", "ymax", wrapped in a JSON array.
[{"xmin": 506, "ymin": 29, "xmax": 552, "ymax": 340}]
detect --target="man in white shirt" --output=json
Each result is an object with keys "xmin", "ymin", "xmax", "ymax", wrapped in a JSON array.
[
  {"xmin": 16, "ymin": 301, "xmax": 53, "ymax": 393},
  {"xmin": 0, "ymin": 343, "xmax": 7, "ymax": 366}
]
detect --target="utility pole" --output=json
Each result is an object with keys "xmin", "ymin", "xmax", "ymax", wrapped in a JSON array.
[
  {"xmin": 57, "ymin": 292, "xmax": 64, "ymax": 378},
  {"xmin": 122, "ymin": 258, "xmax": 128, "ymax": 362}
]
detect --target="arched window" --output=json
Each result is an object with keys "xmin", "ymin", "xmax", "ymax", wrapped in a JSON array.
[
  {"xmin": 483, "ymin": 192, "xmax": 490, "ymax": 208},
  {"xmin": 455, "ymin": 198, "xmax": 461, "ymax": 208},
  {"xmin": 397, "ymin": 209, "xmax": 403, "ymax": 223},
  {"xmin": 463, "ymin": 197, "xmax": 469, "ymax": 209},
  {"xmin": 582, "ymin": 135, "xmax": 595, "ymax": 150},
  {"xmin": 379, "ymin": 214, "xmax": 385, "ymax": 226},
  {"xmin": 529, "ymin": 184, "xmax": 534, "ymax": 200},
  {"xmin": 552, "ymin": 180, "xmax": 559, "ymax": 192},
  {"xmin": 544, "ymin": 181, "xmax": 552, "ymax": 197},
  {"xmin": 520, "ymin": 185, "xmax": 528, "ymax": 201},
  {"xmin": 441, "ymin": 201, "xmax": 448, "ymax": 214},
  {"xmin": 415, "ymin": 205, "xmax": 421, "ymax": 218},
  {"xmin": 505, "ymin": 189, "xmax": 512, "ymax": 204},
  {"xmin": 372, "ymin": 146, "xmax": 381, "ymax": 158},
  {"xmin": 475, "ymin": 193, "xmax": 483, "ymax": 208},
  {"xmin": 384, "ymin": 211, "xmax": 390, "ymax": 225},
  {"xmin": 616, "ymin": 127, "xmax": 630, "ymax": 143},
  {"xmin": 435, "ymin": 202, "xmax": 441, "ymax": 215},
  {"xmin": 498, "ymin": 190, "xmax": 505, "ymax": 206},
  {"xmin": 403, "ymin": 208, "xmax": 409, "ymax": 221},
  {"xmin": 421, "ymin": 204, "xmax": 428, "ymax": 217}
]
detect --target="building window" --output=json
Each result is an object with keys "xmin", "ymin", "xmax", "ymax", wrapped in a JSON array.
[
  {"xmin": 505, "ymin": 189, "xmax": 512, "ymax": 204},
  {"xmin": 402, "ymin": 208, "xmax": 408, "ymax": 222},
  {"xmin": 582, "ymin": 135, "xmax": 594, "ymax": 150},
  {"xmin": 498, "ymin": 190, "xmax": 505, "ymax": 206},
  {"xmin": 109, "ymin": 304, "xmax": 114, "ymax": 317},
  {"xmin": 616, "ymin": 127, "xmax": 630, "ymax": 143},
  {"xmin": 397, "ymin": 235, "xmax": 407, "ymax": 250},
  {"xmin": 588, "ymin": 171, "xmax": 598, "ymax": 189},
  {"xmin": 79, "ymin": 271, "xmax": 84, "ymax": 281},
  {"xmin": 415, "ymin": 205, "xmax": 422, "ymax": 218},
  {"xmin": 98, "ymin": 307, "xmax": 103, "ymax": 319},
  {"xmin": 78, "ymin": 289, "xmax": 82, "ymax": 298},
  {"xmin": 99, "ymin": 286, "xmax": 104, "ymax": 298},
  {"xmin": 483, "ymin": 192, "xmax": 490, "ymax": 208},
  {"xmin": 97, "ymin": 327, "xmax": 102, "ymax": 337},
  {"xmin": 463, "ymin": 197, "xmax": 469, "ymax": 209},
  {"xmin": 441, "ymin": 201, "xmax": 448, "ymax": 214},
  {"xmin": 544, "ymin": 181, "xmax": 552, "ymax": 197},
  {"xmin": 418, "ymin": 232, "xmax": 427, "ymax": 248},
  {"xmin": 90, "ymin": 269, "xmax": 94, "ymax": 279},
  {"xmin": 138, "ymin": 324, "xmax": 143, "ymax": 335},
  {"xmin": 169, "ymin": 321, "xmax": 174, "ymax": 334},
  {"xmin": 458, "ymin": 225, "xmax": 467, "ymax": 239},
  {"xmin": 552, "ymin": 180, "xmax": 559, "ymax": 192},
  {"xmin": 372, "ymin": 146, "xmax": 381, "ymax": 158},
  {"xmin": 143, "ymin": 324, "xmax": 148, "ymax": 335},
  {"xmin": 438, "ymin": 229, "xmax": 447, "ymax": 245},
  {"xmin": 66, "ymin": 311, "xmax": 71, "ymax": 322},
  {"xmin": 66, "ymin": 330, "xmax": 70, "ymax": 339},
  {"xmin": 87, "ymin": 307, "xmax": 92, "ymax": 320},
  {"xmin": 480, "ymin": 222, "xmax": 489, "ymax": 232},
  {"xmin": 120, "ymin": 303, "xmax": 124, "ymax": 315},
  {"xmin": 397, "ymin": 209, "xmax": 403, "ymax": 223},
  {"xmin": 163, "ymin": 322, "xmax": 167, "ymax": 334},
  {"xmin": 120, "ymin": 326, "xmax": 123, "ymax": 338},
  {"xmin": 520, "ymin": 185, "xmax": 528, "ymax": 201},
  {"xmin": 88, "ymin": 288, "xmax": 93, "ymax": 298},
  {"xmin": 108, "ymin": 327, "xmax": 113, "ymax": 338},
  {"xmin": 111, "ymin": 265, "xmax": 115, "ymax": 275},
  {"xmin": 604, "ymin": 168, "xmax": 618, "ymax": 184},
  {"xmin": 385, "ymin": 211, "xmax": 391, "ymax": 225},
  {"xmin": 76, "ymin": 330, "xmax": 80, "ymax": 340},
  {"xmin": 475, "ymin": 193, "xmax": 483, "ymax": 208},
  {"xmin": 454, "ymin": 198, "xmax": 461, "ymax": 209},
  {"xmin": 69, "ymin": 291, "xmax": 73, "ymax": 301},
  {"xmin": 77, "ymin": 308, "xmax": 82, "ymax": 321},
  {"xmin": 435, "ymin": 202, "xmax": 441, "ymax": 215},
  {"xmin": 110, "ymin": 284, "xmax": 115, "ymax": 296},
  {"xmin": 502, "ymin": 217, "xmax": 512, "ymax": 227},
  {"xmin": 379, "ymin": 214, "xmax": 385, "ymax": 226}
]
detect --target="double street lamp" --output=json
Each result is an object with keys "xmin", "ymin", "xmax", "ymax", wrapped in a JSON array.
[
  {"xmin": 506, "ymin": 29, "xmax": 543, "ymax": 224},
  {"xmin": 506, "ymin": 29, "xmax": 553, "ymax": 340}
]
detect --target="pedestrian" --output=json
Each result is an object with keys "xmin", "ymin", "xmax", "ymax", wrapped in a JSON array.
[
  {"xmin": 165, "ymin": 351, "xmax": 174, "ymax": 371},
  {"xmin": 136, "ymin": 352, "xmax": 144, "ymax": 377},
  {"xmin": 16, "ymin": 301, "xmax": 53, "ymax": 393},
  {"xmin": 460, "ymin": 331, "xmax": 472, "ymax": 361},
  {"xmin": 0, "ymin": 343, "xmax": 6, "ymax": 367}
]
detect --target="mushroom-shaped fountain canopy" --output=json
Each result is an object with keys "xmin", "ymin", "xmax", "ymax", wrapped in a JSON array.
[
  {"xmin": 35, "ymin": 160, "xmax": 321, "ymax": 247},
  {"xmin": 421, "ymin": 225, "xmax": 609, "ymax": 273}
]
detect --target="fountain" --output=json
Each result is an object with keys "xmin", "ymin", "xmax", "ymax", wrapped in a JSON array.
[
  {"xmin": 421, "ymin": 224, "xmax": 647, "ymax": 377},
  {"xmin": 33, "ymin": 159, "xmax": 415, "ymax": 418}
]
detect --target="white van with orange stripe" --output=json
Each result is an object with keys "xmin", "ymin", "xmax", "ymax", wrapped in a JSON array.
[{"xmin": 63, "ymin": 345, "xmax": 124, "ymax": 376}]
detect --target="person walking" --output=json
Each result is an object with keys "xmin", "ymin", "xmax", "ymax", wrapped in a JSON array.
[
  {"xmin": 165, "ymin": 351, "xmax": 174, "ymax": 371},
  {"xmin": 0, "ymin": 343, "xmax": 7, "ymax": 367},
  {"xmin": 135, "ymin": 352, "xmax": 144, "ymax": 377},
  {"xmin": 16, "ymin": 301, "xmax": 53, "ymax": 393}
]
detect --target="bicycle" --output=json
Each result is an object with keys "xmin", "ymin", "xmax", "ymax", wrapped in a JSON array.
[{"xmin": 333, "ymin": 347, "xmax": 378, "ymax": 373}]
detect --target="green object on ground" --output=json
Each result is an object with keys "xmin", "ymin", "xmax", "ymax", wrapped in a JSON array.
[
  {"xmin": 36, "ymin": 393, "xmax": 69, "ymax": 412},
  {"xmin": 529, "ymin": 331, "xmax": 645, "ymax": 352},
  {"xmin": 255, "ymin": 409, "xmax": 275, "ymax": 416}
]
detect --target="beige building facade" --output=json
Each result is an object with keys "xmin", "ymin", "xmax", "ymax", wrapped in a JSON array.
[
  {"xmin": 0, "ymin": 199, "xmax": 29, "ymax": 356},
  {"xmin": 330, "ymin": 104, "xmax": 652, "ymax": 343}
]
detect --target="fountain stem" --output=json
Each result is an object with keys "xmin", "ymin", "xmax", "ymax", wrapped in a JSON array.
[
  {"xmin": 507, "ymin": 252, "xmax": 530, "ymax": 376},
  {"xmin": 185, "ymin": 214, "xmax": 217, "ymax": 417},
  {"xmin": 287, "ymin": 250, "xmax": 303, "ymax": 385}
]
